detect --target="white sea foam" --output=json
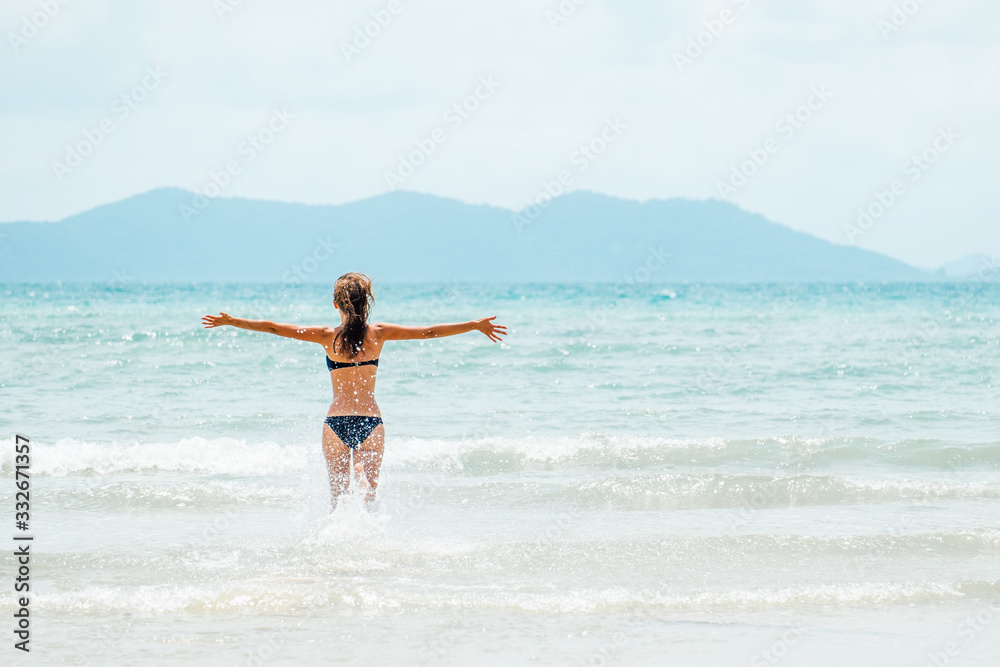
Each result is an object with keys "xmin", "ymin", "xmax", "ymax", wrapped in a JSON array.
[
  {"xmin": 1, "ymin": 437, "xmax": 309, "ymax": 476},
  {"xmin": 305, "ymin": 490, "xmax": 391, "ymax": 543},
  {"xmin": 8, "ymin": 434, "xmax": 998, "ymax": 477},
  {"xmin": 21, "ymin": 580, "xmax": 987, "ymax": 616},
  {"xmin": 3, "ymin": 434, "xmax": 723, "ymax": 476}
]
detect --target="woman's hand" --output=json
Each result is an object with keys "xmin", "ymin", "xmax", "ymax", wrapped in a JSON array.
[
  {"xmin": 202, "ymin": 312, "xmax": 233, "ymax": 328},
  {"xmin": 473, "ymin": 316, "xmax": 507, "ymax": 343}
]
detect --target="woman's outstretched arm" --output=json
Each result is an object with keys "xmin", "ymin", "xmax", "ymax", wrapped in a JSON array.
[
  {"xmin": 374, "ymin": 317, "xmax": 507, "ymax": 343},
  {"xmin": 201, "ymin": 312, "xmax": 331, "ymax": 343}
]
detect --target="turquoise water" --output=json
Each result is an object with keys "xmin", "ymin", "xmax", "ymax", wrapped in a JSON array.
[{"xmin": 1, "ymin": 282, "xmax": 999, "ymax": 665}]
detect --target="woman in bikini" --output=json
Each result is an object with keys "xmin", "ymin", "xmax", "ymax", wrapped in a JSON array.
[{"xmin": 201, "ymin": 272, "xmax": 507, "ymax": 509}]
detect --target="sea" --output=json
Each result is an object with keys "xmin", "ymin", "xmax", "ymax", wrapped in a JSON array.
[{"xmin": 1, "ymin": 281, "xmax": 998, "ymax": 666}]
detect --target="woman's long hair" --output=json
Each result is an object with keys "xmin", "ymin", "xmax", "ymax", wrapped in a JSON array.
[{"xmin": 333, "ymin": 272, "xmax": 374, "ymax": 358}]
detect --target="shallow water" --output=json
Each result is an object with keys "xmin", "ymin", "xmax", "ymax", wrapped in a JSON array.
[{"xmin": 1, "ymin": 282, "xmax": 998, "ymax": 665}]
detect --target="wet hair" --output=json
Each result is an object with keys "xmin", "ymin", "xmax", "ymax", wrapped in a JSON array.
[{"xmin": 333, "ymin": 272, "xmax": 374, "ymax": 359}]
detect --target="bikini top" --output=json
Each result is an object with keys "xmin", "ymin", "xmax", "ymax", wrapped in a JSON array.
[{"xmin": 326, "ymin": 356, "xmax": 380, "ymax": 371}]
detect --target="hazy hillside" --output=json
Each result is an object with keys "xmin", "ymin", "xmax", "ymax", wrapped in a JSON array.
[
  {"xmin": 0, "ymin": 188, "xmax": 931, "ymax": 282},
  {"xmin": 937, "ymin": 254, "xmax": 1000, "ymax": 280}
]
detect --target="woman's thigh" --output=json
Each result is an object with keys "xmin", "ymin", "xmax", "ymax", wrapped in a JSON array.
[
  {"xmin": 322, "ymin": 423, "xmax": 352, "ymax": 480},
  {"xmin": 356, "ymin": 424, "xmax": 386, "ymax": 488}
]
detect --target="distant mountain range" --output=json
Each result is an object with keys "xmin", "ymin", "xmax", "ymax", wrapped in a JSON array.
[
  {"xmin": 0, "ymin": 188, "xmax": 986, "ymax": 283},
  {"xmin": 936, "ymin": 254, "xmax": 1000, "ymax": 280}
]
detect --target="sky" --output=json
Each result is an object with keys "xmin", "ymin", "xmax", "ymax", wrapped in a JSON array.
[{"xmin": 1, "ymin": 0, "xmax": 997, "ymax": 268}]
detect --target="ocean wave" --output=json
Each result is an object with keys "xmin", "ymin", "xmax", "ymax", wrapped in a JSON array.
[
  {"xmin": 5, "ymin": 434, "xmax": 999, "ymax": 477},
  {"xmin": 0, "ymin": 437, "xmax": 310, "ymax": 476},
  {"xmin": 31, "ymin": 530, "xmax": 1000, "ymax": 584},
  {"xmin": 39, "ymin": 472, "xmax": 1000, "ymax": 512},
  {"xmin": 561, "ymin": 473, "xmax": 1000, "ymax": 510},
  {"xmin": 367, "ymin": 434, "xmax": 1000, "ymax": 472},
  {"xmin": 57, "ymin": 479, "xmax": 299, "ymax": 508},
  {"xmin": 21, "ymin": 579, "xmax": 996, "ymax": 616}
]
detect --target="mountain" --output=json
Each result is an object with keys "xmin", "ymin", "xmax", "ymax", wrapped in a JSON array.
[
  {"xmin": 936, "ymin": 254, "xmax": 1000, "ymax": 281},
  {"xmin": 0, "ymin": 188, "xmax": 932, "ymax": 283}
]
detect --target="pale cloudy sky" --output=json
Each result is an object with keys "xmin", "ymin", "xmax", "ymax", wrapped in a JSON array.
[{"xmin": 1, "ymin": 0, "xmax": 997, "ymax": 267}]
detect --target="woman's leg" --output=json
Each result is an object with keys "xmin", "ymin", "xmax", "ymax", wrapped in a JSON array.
[
  {"xmin": 322, "ymin": 423, "xmax": 352, "ymax": 510},
  {"xmin": 355, "ymin": 423, "xmax": 386, "ymax": 505}
]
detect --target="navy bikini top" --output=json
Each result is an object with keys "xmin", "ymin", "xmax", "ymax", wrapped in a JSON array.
[{"xmin": 326, "ymin": 356, "xmax": 379, "ymax": 371}]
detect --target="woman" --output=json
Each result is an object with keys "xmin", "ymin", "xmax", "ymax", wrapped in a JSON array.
[{"xmin": 201, "ymin": 272, "xmax": 507, "ymax": 509}]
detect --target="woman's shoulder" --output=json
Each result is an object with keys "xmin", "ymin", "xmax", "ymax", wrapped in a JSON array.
[{"xmin": 369, "ymin": 322, "xmax": 407, "ymax": 340}]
